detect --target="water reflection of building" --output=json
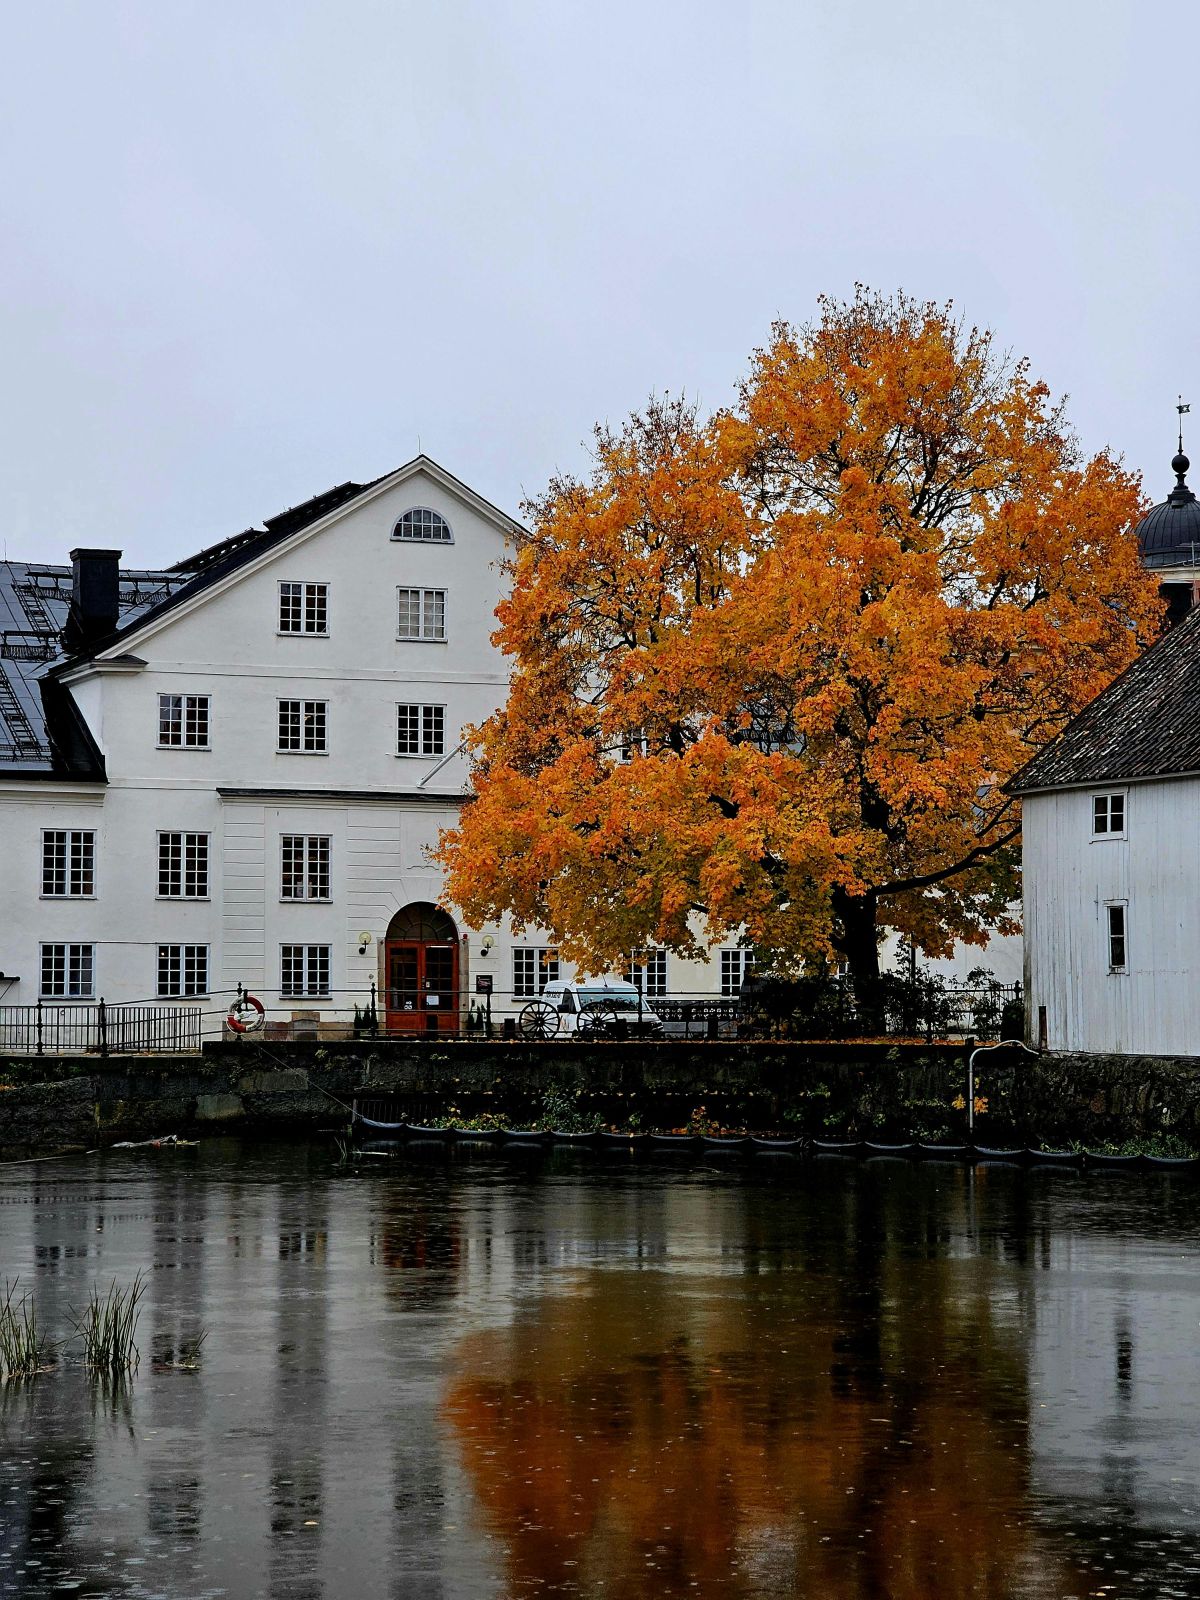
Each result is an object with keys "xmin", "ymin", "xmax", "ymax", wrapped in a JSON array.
[
  {"xmin": 1026, "ymin": 1206, "xmax": 1200, "ymax": 1583},
  {"xmin": 5, "ymin": 1156, "xmax": 1200, "ymax": 1597}
]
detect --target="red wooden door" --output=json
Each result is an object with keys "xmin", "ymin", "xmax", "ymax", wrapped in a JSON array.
[{"xmin": 385, "ymin": 940, "xmax": 459, "ymax": 1034}]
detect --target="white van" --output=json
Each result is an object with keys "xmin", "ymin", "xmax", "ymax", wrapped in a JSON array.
[{"xmin": 539, "ymin": 977, "xmax": 664, "ymax": 1036}]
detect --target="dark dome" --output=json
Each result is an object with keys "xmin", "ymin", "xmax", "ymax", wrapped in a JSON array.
[{"xmin": 1137, "ymin": 447, "xmax": 1200, "ymax": 567}]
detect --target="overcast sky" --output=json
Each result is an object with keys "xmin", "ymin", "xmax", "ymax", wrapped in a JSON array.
[{"xmin": 1, "ymin": 0, "xmax": 1195, "ymax": 565}]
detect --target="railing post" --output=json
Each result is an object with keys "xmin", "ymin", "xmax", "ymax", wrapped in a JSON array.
[
  {"xmin": 369, "ymin": 979, "xmax": 378, "ymax": 1036},
  {"xmin": 925, "ymin": 976, "xmax": 934, "ymax": 1045},
  {"xmin": 35, "ymin": 996, "xmax": 43, "ymax": 1056},
  {"xmin": 98, "ymin": 997, "xmax": 108, "ymax": 1058}
]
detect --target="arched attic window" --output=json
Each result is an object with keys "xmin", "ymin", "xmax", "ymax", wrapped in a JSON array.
[{"xmin": 393, "ymin": 508, "xmax": 453, "ymax": 543}]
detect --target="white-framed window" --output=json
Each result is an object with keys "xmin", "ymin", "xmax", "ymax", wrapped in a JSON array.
[
  {"xmin": 720, "ymin": 948, "xmax": 755, "ymax": 997},
  {"xmin": 281, "ymin": 835, "xmax": 331, "ymax": 901},
  {"xmin": 278, "ymin": 581, "xmax": 329, "ymax": 635},
  {"xmin": 158, "ymin": 693, "xmax": 210, "ymax": 748},
  {"xmin": 40, "ymin": 943, "xmax": 94, "ymax": 999},
  {"xmin": 41, "ymin": 830, "xmax": 95, "ymax": 897},
  {"xmin": 619, "ymin": 731, "xmax": 649, "ymax": 762},
  {"xmin": 513, "ymin": 947, "xmax": 560, "ymax": 997},
  {"xmin": 397, "ymin": 588, "xmax": 446, "ymax": 641},
  {"xmin": 1093, "ymin": 792, "xmax": 1126, "ymax": 837},
  {"xmin": 393, "ymin": 508, "xmax": 452, "ymax": 543},
  {"xmin": 397, "ymin": 703, "xmax": 445, "ymax": 757},
  {"xmin": 624, "ymin": 948, "xmax": 668, "ymax": 997},
  {"xmin": 158, "ymin": 832, "xmax": 209, "ymax": 899},
  {"xmin": 1106, "ymin": 902, "xmax": 1128, "ymax": 973},
  {"xmin": 157, "ymin": 944, "xmax": 209, "ymax": 998},
  {"xmin": 282, "ymin": 944, "xmax": 331, "ymax": 999},
  {"xmin": 278, "ymin": 699, "xmax": 327, "ymax": 753}
]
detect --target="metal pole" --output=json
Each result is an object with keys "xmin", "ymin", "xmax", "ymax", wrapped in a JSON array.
[
  {"xmin": 967, "ymin": 1035, "xmax": 976, "ymax": 1136},
  {"xmin": 36, "ymin": 997, "xmax": 42, "ymax": 1056},
  {"xmin": 925, "ymin": 975, "xmax": 934, "ymax": 1045},
  {"xmin": 967, "ymin": 1038, "xmax": 1040, "ymax": 1138},
  {"xmin": 99, "ymin": 997, "xmax": 108, "ymax": 1058}
]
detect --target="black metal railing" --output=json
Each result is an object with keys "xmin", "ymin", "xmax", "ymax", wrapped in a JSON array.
[
  {"xmin": 0, "ymin": 630, "xmax": 58, "ymax": 662},
  {"xmin": 735, "ymin": 974, "xmax": 1023, "ymax": 1042},
  {"xmin": 349, "ymin": 976, "xmax": 1024, "ymax": 1043},
  {"xmin": 0, "ymin": 1000, "xmax": 202, "ymax": 1056},
  {"xmin": 0, "ymin": 976, "xmax": 1022, "ymax": 1056}
]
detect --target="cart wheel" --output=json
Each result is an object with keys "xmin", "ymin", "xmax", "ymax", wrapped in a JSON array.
[
  {"xmin": 577, "ymin": 1002, "xmax": 618, "ymax": 1038},
  {"xmin": 519, "ymin": 999, "xmax": 560, "ymax": 1039}
]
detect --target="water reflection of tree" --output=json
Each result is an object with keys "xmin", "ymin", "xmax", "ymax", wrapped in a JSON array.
[{"xmin": 445, "ymin": 1171, "xmax": 1089, "ymax": 1600}]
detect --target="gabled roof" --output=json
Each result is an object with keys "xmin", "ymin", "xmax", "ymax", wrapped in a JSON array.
[
  {"xmin": 88, "ymin": 476, "xmax": 386, "ymax": 658},
  {"xmin": 85, "ymin": 454, "xmax": 520, "ymax": 662},
  {"xmin": 1, "ymin": 456, "xmax": 520, "ymax": 779},
  {"xmin": 1009, "ymin": 606, "xmax": 1200, "ymax": 794}
]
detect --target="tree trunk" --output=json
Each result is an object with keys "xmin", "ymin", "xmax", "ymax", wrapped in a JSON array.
[{"xmin": 832, "ymin": 889, "xmax": 885, "ymax": 1032}]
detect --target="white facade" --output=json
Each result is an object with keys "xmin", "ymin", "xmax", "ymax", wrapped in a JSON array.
[
  {"xmin": 0, "ymin": 460, "xmax": 780, "ymax": 1038},
  {"xmin": 0, "ymin": 457, "xmax": 1012, "ymax": 1041},
  {"xmin": 1022, "ymin": 776, "xmax": 1200, "ymax": 1054},
  {"xmin": 0, "ymin": 462, "xmax": 519, "ymax": 1032}
]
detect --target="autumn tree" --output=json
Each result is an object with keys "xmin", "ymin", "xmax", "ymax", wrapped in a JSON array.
[{"xmin": 437, "ymin": 289, "xmax": 1159, "ymax": 988}]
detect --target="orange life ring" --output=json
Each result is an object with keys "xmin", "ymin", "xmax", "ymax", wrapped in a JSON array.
[{"xmin": 227, "ymin": 994, "xmax": 266, "ymax": 1033}]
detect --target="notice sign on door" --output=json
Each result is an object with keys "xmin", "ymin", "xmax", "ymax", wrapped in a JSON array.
[{"xmin": 475, "ymin": 975, "xmax": 493, "ymax": 995}]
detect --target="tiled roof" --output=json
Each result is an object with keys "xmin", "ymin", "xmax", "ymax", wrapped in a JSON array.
[{"xmin": 1009, "ymin": 605, "xmax": 1200, "ymax": 793}]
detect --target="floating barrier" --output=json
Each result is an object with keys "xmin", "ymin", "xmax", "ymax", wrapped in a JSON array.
[{"xmin": 350, "ymin": 1113, "xmax": 1199, "ymax": 1171}]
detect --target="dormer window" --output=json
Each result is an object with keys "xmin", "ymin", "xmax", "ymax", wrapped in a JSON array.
[
  {"xmin": 393, "ymin": 508, "xmax": 452, "ymax": 543},
  {"xmin": 1092, "ymin": 792, "xmax": 1126, "ymax": 837}
]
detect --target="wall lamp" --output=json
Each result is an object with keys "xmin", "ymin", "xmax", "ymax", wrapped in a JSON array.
[
  {"xmin": 357, "ymin": 931, "xmax": 373, "ymax": 955},
  {"xmin": 480, "ymin": 935, "xmax": 495, "ymax": 955}
]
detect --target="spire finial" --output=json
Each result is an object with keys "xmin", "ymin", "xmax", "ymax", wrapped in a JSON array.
[{"xmin": 1170, "ymin": 399, "xmax": 1194, "ymax": 504}]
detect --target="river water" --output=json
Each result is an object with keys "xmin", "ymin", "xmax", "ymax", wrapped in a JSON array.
[{"xmin": 1, "ymin": 1140, "xmax": 1199, "ymax": 1599}]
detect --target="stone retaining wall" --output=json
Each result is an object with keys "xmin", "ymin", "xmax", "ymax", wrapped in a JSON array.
[{"xmin": 0, "ymin": 1039, "xmax": 1197, "ymax": 1152}]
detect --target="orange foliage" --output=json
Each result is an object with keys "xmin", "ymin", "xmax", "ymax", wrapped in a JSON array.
[
  {"xmin": 444, "ymin": 1259, "xmax": 1087, "ymax": 1598},
  {"xmin": 437, "ymin": 289, "xmax": 1159, "ymax": 977}
]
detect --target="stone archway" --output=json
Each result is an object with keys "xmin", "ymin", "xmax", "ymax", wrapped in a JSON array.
[{"xmin": 383, "ymin": 903, "xmax": 460, "ymax": 1035}]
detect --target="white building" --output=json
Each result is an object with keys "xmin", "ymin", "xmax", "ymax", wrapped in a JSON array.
[
  {"xmin": 0, "ymin": 458, "xmax": 776, "ymax": 1042},
  {"xmin": 0, "ymin": 455, "xmax": 1017, "ymax": 1045},
  {"xmin": 1013, "ymin": 442, "xmax": 1200, "ymax": 1055}
]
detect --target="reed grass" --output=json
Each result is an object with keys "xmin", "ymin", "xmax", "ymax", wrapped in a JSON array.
[
  {"xmin": 0, "ymin": 1279, "xmax": 55, "ymax": 1380},
  {"xmin": 154, "ymin": 1329, "xmax": 208, "ymax": 1371},
  {"xmin": 175, "ymin": 1329, "xmax": 207, "ymax": 1369},
  {"xmin": 74, "ymin": 1273, "xmax": 146, "ymax": 1371}
]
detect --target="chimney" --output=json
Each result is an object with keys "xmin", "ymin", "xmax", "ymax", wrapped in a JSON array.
[{"xmin": 67, "ymin": 548, "xmax": 122, "ymax": 648}]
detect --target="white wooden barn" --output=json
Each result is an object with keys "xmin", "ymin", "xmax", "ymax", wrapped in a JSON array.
[{"xmin": 1013, "ymin": 444, "xmax": 1200, "ymax": 1054}]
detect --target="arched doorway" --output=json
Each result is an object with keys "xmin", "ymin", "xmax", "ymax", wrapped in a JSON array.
[{"xmin": 384, "ymin": 903, "xmax": 460, "ymax": 1035}]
